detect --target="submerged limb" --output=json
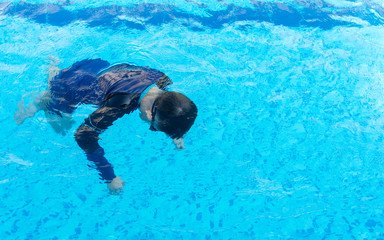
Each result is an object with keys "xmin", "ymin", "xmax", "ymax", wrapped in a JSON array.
[
  {"xmin": 47, "ymin": 65, "xmax": 60, "ymax": 88},
  {"xmin": 44, "ymin": 109, "xmax": 75, "ymax": 136},
  {"xmin": 15, "ymin": 90, "xmax": 75, "ymax": 134},
  {"xmin": 14, "ymin": 91, "xmax": 49, "ymax": 125},
  {"xmin": 47, "ymin": 62, "xmax": 60, "ymax": 89},
  {"xmin": 15, "ymin": 60, "xmax": 62, "ymax": 125}
]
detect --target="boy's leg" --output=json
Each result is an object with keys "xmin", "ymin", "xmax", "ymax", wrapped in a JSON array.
[
  {"xmin": 47, "ymin": 65, "xmax": 60, "ymax": 89},
  {"xmin": 45, "ymin": 63, "xmax": 75, "ymax": 135},
  {"xmin": 44, "ymin": 62, "xmax": 74, "ymax": 135},
  {"xmin": 15, "ymin": 90, "xmax": 75, "ymax": 134},
  {"xmin": 44, "ymin": 109, "xmax": 75, "ymax": 136},
  {"xmin": 14, "ymin": 61, "xmax": 61, "ymax": 125},
  {"xmin": 15, "ymin": 62, "xmax": 75, "ymax": 134}
]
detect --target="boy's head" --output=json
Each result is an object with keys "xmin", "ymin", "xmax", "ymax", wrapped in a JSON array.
[{"xmin": 150, "ymin": 91, "xmax": 197, "ymax": 139}]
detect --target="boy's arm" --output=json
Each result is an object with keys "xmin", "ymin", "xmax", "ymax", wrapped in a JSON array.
[
  {"xmin": 75, "ymin": 94, "xmax": 139, "ymax": 182},
  {"xmin": 75, "ymin": 107, "xmax": 126, "ymax": 181}
]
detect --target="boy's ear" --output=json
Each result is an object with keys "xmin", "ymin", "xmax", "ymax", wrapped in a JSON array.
[{"xmin": 145, "ymin": 110, "xmax": 152, "ymax": 120}]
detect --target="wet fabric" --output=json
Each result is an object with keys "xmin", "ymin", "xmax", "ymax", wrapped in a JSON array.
[
  {"xmin": 47, "ymin": 59, "xmax": 165, "ymax": 114},
  {"xmin": 47, "ymin": 59, "xmax": 110, "ymax": 114}
]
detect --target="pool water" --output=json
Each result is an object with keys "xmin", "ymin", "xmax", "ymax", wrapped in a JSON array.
[{"xmin": 1, "ymin": 0, "xmax": 384, "ymax": 239}]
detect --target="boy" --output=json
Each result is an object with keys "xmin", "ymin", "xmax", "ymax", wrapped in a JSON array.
[{"xmin": 14, "ymin": 59, "xmax": 198, "ymax": 194}]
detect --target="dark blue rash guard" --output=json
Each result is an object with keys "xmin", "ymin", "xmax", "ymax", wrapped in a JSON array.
[{"xmin": 47, "ymin": 59, "xmax": 172, "ymax": 181}]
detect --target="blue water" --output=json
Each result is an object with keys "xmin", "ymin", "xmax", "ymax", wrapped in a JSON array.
[{"xmin": 1, "ymin": 0, "xmax": 384, "ymax": 239}]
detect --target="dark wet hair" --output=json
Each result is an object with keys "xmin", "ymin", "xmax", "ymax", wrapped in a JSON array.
[{"xmin": 152, "ymin": 91, "xmax": 197, "ymax": 139}]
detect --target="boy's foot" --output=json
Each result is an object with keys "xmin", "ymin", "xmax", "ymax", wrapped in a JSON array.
[
  {"xmin": 14, "ymin": 96, "xmax": 29, "ymax": 125},
  {"xmin": 14, "ymin": 91, "xmax": 48, "ymax": 125}
]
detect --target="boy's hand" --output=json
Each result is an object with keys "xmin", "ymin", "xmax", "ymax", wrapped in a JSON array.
[
  {"xmin": 173, "ymin": 138, "xmax": 185, "ymax": 151},
  {"xmin": 107, "ymin": 176, "xmax": 125, "ymax": 195}
]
